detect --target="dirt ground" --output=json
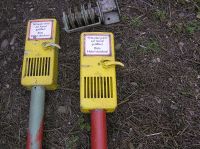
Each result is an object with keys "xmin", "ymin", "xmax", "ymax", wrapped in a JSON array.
[{"xmin": 0, "ymin": 0, "xmax": 200, "ymax": 149}]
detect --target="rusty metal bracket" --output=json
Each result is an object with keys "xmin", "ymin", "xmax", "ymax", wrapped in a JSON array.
[{"xmin": 62, "ymin": 0, "xmax": 120, "ymax": 33}]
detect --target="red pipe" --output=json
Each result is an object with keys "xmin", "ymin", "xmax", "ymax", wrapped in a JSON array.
[{"xmin": 91, "ymin": 110, "xmax": 107, "ymax": 149}]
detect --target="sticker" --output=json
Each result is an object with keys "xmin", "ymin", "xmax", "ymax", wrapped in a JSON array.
[
  {"xmin": 28, "ymin": 20, "xmax": 53, "ymax": 40},
  {"xmin": 84, "ymin": 34, "xmax": 111, "ymax": 56}
]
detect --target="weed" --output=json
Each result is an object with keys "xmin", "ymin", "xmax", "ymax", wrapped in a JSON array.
[
  {"xmin": 122, "ymin": 15, "xmax": 129, "ymax": 22},
  {"xmin": 130, "ymin": 17, "xmax": 143, "ymax": 28},
  {"xmin": 145, "ymin": 39, "xmax": 160, "ymax": 53},
  {"xmin": 65, "ymin": 116, "xmax": 90, "ymax": 148},
  {"xmin": 78, "ymin": 115, "xmax": 90, "ymax": 131},
  {"xmin": 176, "ymin": 0, "xmax": 200, "ymax": 5},
  {"xmin": 173, "ymin": 23, "xmax": 184, "ymax": 33},
  {"xmin": 177, "ymin": 0, "xmax": 189, "ymax": 5},
  {"xmin": 65, "ymin": 135, "xmax": 79, "ymax": 149},
  {"xmin": 153, "ymin": 10, "xmax": 167, "ymax": 21},
  {"xmin": 133, "ymin": 38, "xmax": 160, "ymax": 53},
  {"xmin": 185, "ymin": 20, "xmax": 200, "ymax": 34}
]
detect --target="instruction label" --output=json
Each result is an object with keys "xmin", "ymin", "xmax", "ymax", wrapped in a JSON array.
[
  {"xmin": 28, "ymin": 20, "xmax": 53, "ymax": 40},
  {"xmin": 84, "ymin": 34, "xmax": 111, "ymax": 56}
]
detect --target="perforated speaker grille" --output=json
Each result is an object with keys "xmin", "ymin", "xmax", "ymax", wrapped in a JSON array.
[
  {"xmin": 84, "ymin": 76, "xmax": 113, "ymax": 98},
  {"xmin": 24, "ymin": 57, "xmax": 51, "ymax": 77}
]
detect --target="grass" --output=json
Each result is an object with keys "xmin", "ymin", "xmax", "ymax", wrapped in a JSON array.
[
  {"xmin": 172, "ymin": 20, "xmax": 199, "ymax": 35},
  {"xmin": 153, "ymin": 9, "xmax": 167, "ymax": 21},
  {"xmin": 78, "ymin": 115, "xmax": 90, "ymax": 131},
  {"xmin": 130, "ymin": 17, "xmax": 143, "ymax": 28},
  {"xmin": 122, "ymin": 15, "xmax": 143, "ymax": 29},
  {"xmin": 173, "ymin": 23, "xmax": 184, "ymax": 34},
  {"xmin": 65, "ymin": 116, "xmax": 90, "ymax": 149},
  {"xmin": 185, "ymin": 20, "xmax": 200, "ymax": 34},
  {"xmin": 132, "ymin": 38, "xmax": 161, "ymax": 53},
  {"xmin": 65, "ymin": 135, "xmax": 79, "ymax": 149},
  {"xmin": 122, "ymin": 15, "xmax": 129, "ymax": 22},
  {"xmin": 174, "ymin": 0, "xmax": 200, "ymax": 6}
]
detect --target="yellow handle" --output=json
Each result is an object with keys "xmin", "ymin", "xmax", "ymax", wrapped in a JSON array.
[
  {"xmin": 42, "ymin": 42, "xmax": 61, "ymax": 49},
  {"xmin": 101, "ymin": 60, "xmax": 124, "ymax": 68}
]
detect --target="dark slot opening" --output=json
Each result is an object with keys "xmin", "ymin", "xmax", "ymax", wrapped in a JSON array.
[
  {"xmin": 101, "ymin": 77, "xmax": 103, "ymax": 98},
  {"xmin": 39, "ymin": 57, "xmax": 42, "ymax": 76},
  {"xmin": 84, "ymin": 77, "xmax": 86, "ymax": 98},
  {"xmin": 36, "ymin": 58, "xmax": 38, "ymax": 76},
  {"xmin": 107, "ymin": 77, "xmax": 110, "ymax": 98},
  {"xmin": 87, "ymin": 77, "xmax": 90, "ymax": 98},
  {"xmin": 97, "ymin": 77, "xmax": 99, "ymax": 98},
  {"xmin": 110, "ymin": 77, "xmax": 113, "ymax": 98},
  {"xmin": 42, "ymin": 57, "xmax": 45, "ymax": 76},
  {"xmin": 48, "ymin": 58, "xmax": 50, "ymax": 76},
  {"xmin": 91, "ymin": 77, "xmax": 93, "ymax": 98},
  {"xmin": 33, "ymin": 58, "xmax": 36, "ymax": 76},
  {"xmin": 104, "ymin": 77, "xmax": 107, "ymax": 98},
  {"xmin": 30, "ymin": 58, "xmax": 33, "ymax": 76},
  {"xmin": 94, "ymin": 77, "xmax": 96, "ymax": 98}
]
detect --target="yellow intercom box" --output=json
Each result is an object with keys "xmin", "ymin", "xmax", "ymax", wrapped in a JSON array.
[
  {"xmin": 21, "ymin": 19, "xmax": 59, "ymax": 90},
  {"xmin": 80, "ymin": 32, "xmax": 123, "ymax": 113}
]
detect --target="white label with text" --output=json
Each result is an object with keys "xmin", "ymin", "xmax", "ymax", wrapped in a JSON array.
[
  {"xmin": 84, "ymin": 35, "xmax": 111, "ymax": 56},
  {"xmin": 29, "ymin": 20, "xmax": 53, "ymax": 40}
]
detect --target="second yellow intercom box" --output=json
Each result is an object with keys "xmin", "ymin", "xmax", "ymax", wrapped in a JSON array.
[{"xmin": 80, "ymin": 32, "xmax": 122, "ymax": 113}]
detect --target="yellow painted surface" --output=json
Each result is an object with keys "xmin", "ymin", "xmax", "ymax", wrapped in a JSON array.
[
  {"xmin": 21, "ymin": 19, "xmax": 59, "ymax": 90},
  {"xmin": 80, "ymin": 32, "xmax": 122, "ymax": 113}
]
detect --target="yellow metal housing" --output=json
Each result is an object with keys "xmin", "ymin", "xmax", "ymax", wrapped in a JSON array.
[
  {"xmin": 21, "ymin": 19, "xmax": 59, "ymax": 90},
  {"xmin": 80, "ymin": 32, "xmax": 122, "ymax": 113}
]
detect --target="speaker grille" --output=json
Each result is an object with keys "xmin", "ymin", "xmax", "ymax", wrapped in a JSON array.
[
  {"xmin": 84, "ymin": 76, "xmax": 113, "ymax": 98},
  {"xmin": 24, "ymin": 57, "xmax": 51, "ymax": 77}
]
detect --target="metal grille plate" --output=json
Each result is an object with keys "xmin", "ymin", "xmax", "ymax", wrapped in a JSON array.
[{"xmin": 84, "ymin": 76, "xmax": 113, "ymax": 98}]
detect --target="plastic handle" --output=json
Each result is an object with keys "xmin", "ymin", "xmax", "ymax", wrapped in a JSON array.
[
  {"xmin": 101, "ymin": 60, "xmax": 124, "ymax": 68},
  {"xmin": 26, "ymin": 86, "xmax": 45, "ymax": 149},
  {"xmin": 91, "ymin": 110, "xmax": 107, "ymax": 149},
  {"xmin": 42, "ymin": 42, "xmax": 61, "ymax": 49}
]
